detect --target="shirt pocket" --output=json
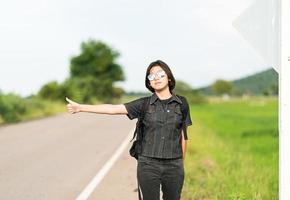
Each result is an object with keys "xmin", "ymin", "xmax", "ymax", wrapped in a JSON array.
[
  {"xmin": 144, "ymin": 105, "xmax": 158, "ymax": 124},
  {"xmin": 173, "ymin": 105, "xmax": 183, "ymax": 128}
]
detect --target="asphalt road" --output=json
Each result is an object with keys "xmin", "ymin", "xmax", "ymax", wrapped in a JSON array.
[{"xmin": 0, "ymin": 112, "xmax": 138, "ymax": 200}]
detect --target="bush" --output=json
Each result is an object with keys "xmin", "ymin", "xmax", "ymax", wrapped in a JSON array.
[{"xmin": 0, "ymin": 93, "xmax": 27, "ymax": 123}]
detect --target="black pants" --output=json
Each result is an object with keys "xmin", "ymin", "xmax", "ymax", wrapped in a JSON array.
[{"xmin": 137, "ymin": 155, "xmax": 184, "ymax": 200}]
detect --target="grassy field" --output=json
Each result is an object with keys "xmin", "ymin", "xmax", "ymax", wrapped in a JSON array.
[{"xmin": 183, "ymin": 97, "xmax": 278, "ymax": 200}]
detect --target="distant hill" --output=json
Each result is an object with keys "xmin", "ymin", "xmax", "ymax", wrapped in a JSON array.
[{"xmin": 197, "ymin": 68, "xmax": 278, "ymax": 96}]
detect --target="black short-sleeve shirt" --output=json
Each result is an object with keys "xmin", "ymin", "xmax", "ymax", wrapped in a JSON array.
[{"xmin": 124, "ymin": 92, "xmax": 192, "ymax": 159}]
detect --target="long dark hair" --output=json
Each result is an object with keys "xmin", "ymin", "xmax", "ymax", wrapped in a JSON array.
[{"xmin": 145, "ymin": 60, "xmax": 176, "ymax": 93}]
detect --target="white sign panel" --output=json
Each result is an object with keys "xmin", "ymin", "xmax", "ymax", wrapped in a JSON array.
[{"xmin": 232, "ymin": 0, "xmax": 280, "ymax": 73}]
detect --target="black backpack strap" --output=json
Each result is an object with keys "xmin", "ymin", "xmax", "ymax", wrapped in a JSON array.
[
  {"xmin": 176, "ymin": 95, "xmax": 189, "ymax": 140},
  {"xmin": 130, "ymin": 96, "xmax": 150, "ymax": 142}
]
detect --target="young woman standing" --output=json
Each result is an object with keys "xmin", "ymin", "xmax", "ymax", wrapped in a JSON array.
[{"xmin": 66, "ymin": 60, "xmax": 192, "ymax": 200}]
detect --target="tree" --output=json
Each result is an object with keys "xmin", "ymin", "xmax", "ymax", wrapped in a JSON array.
[
  {"xmin": 37, "ymin": 81, "xmax": 65, "ymax": 101},
  {"xmin": 211, "ymin": 79, "xmax": 233, "ymax": 96},
  {"xmin": 173, "ymin": 80, "xmax": 193, "ymax": 95},
  {"xmin": 0, "ymin": 93, "xmax": 26, "ymax": 122},
  {"xmin": 173, "ymin": 80, "xmax": 207, "ymax": 104},
  {"xmin": 68, "ymin": 39, "xmax": 125, "ymax": 103}
]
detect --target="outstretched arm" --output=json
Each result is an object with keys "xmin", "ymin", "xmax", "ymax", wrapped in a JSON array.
[{"xmin": 65, "ymin": 97, "xmax": 128, "ymax": 115}]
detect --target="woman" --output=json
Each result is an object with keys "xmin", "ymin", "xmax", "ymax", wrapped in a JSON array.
[{"xmin": 66, "ymin": 60, "xmax": 192, "ymax": 200}]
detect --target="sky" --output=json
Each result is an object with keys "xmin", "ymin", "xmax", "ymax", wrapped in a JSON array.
[{"xmin": 0, "ymin": 0, "xmax": 270, "ymax": 97}]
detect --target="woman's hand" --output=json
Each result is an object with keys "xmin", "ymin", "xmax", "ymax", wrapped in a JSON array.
[{"xmin": 65, "ymin": 97, "xmax": 81, "ymax": 114}]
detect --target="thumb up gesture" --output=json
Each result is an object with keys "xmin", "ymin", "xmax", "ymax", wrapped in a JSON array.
[{"xmin": 65, "ymin": 97, "xmax": 81, "ymax": 114}]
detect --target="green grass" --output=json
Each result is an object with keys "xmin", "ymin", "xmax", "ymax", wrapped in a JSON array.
[{"xmin": 183, "ymin": 97, "xmax": 278, "ymax": 200}]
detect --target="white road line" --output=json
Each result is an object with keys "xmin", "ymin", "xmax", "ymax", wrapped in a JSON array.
[{"xmin": 76, "ymin": 128, "xmax": 135, "ymax": 200}]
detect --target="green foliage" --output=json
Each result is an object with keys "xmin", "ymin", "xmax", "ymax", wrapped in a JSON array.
[
  {"xmin": 70, "ymin": 40, "xmax": 124, "ymax": 81},
  {"xmin": 37, "ymin": 81, "xmax": 66, "ymax": 102},
  {"xmin": 68, "ymin": 39, "xmax": 125, "ymax": 103},
  {"xmin": 0, "ymin": 92, "xmax": 66, "ymax": 125},
  {"xmin": 174, "ymin": 80, "xmax": 193, "ymax": 92},
  {"xmin": 263, "ymin": 84, "xmax": 278, "ymax": 96},
  {"xmin": 0, "ymin": 93, "xmax": 26, "ymax": 122},
  {"xmin": 173, "ymin": 80, "xmax": 207, "ymax": 104},
  {"xmin": 211, "ymin": 79, "xmax": 233, "ymax": 95},
  {"xmin": 183, "ymin": 97, "xmax": 278, "ymax": 199}
]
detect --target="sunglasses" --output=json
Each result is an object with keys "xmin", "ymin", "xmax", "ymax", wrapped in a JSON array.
[{"xmin": 147, "ymin": 70, "xmax": 166, "ymax": 81}]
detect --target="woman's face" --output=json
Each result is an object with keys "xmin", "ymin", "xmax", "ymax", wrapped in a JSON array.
[{"xmin": 149, "ymin": 66, "xmax": 170, "ymax": 92}]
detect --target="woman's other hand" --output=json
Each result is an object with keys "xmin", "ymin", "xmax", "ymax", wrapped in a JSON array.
[{"xmin": 65, "ymin": 97, "xmax": 81, "ymax": 114}]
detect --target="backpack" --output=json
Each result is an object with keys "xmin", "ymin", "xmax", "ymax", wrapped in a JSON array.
[{"xmin": 129, "ymin": 94, "xmax": 188, "ymax": 160}]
